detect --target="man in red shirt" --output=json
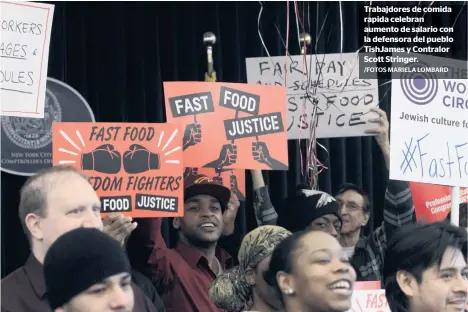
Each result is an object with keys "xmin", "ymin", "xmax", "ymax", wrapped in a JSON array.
[{"xmin": 141, "ymin": 174, "xmax": 239, "ymax": 312}]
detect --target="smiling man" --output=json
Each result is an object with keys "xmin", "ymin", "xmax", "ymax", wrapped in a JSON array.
[
  {"xmin": 384, "ymin": 222, "xmax": 468, "ymax": 312},
  {"xmin": 141, "ymin": 174, "xmax": 239, "ymax": 312}
]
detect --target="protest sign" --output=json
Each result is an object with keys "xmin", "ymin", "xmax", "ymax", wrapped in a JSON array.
[
  {"xmin": 1, "ymin": 1, "xmax": 54, "ymax": 118},
  {"xmin": 164, "ymin": 81, "xmax": 288, "ymax": 170},
  {"xmin": 410, "ymin": 182, "xmax": 468, "ymax": 222},
  {"xmin": 389, "ymin": 53, "xmax": 468, "ymax": 187},
  {"xmin": 184, "ymin": 167, "xmax": 246, "ymax": 201},
  {"xmin": 52, "ymin": 122, "xmax": 184, "ymax": 218},
  {"xmin": 245, "ymin": 53, "xmax": 380, "ymax": 139},
  {"xmin": 1, "ymin": 77, "xmax": 95, "ymax": 176},
  {"xmin": 347, "ymin": 281, "xmax": 390, "ymax": 312}
]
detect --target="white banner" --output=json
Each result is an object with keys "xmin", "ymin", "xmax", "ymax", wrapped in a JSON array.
[
  {"xmin": 246, "ymin": 53, "xmax": 380, "ymax": 139},
  {"xmin": 0, "ymin": 1, "xmax": 55, "ymax": 118},
  {"xmin": 389, "ymin": 53, "xmax": 468, "ymax": 187}
]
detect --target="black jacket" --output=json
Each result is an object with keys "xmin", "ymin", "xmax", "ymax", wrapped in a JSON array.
[{"xmin": 131, "ymin": 268, "xmax": 166, "ymax": 312}]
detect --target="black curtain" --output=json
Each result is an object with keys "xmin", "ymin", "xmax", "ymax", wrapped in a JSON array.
[{"xmin": 2, "ymin": 1, "xmax": 466, "ymax": 277}]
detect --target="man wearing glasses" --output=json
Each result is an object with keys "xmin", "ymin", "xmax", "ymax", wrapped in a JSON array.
[{"xmin": 335, "ymin": 107, "xmax": 416, "ymax": 281}]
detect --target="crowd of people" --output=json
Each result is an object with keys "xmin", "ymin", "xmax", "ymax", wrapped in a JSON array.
[{"xmin": 1, "ymin": 110, "xmax": 467, "ymax": 312}]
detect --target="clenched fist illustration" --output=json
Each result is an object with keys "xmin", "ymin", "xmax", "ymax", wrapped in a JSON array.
[
  {"xmin": 252, "ymin": 141, "xmax": 271, "ymax": 165},
  {"xmin": 204, "ymin": 144, "xmax": 237, "ymax": 168},
  {"xmin": 123, "ymin": 144, "xmax": 160, "ymax": 174},
  {"xmin": 183, "ymin": 167, "xmax": 199, "ymax": 179},
  {"xmin": 81, "ymin": 144, "xmax": 122, "ymax": 174},
  {"xmin": 183, "ymin": 123, "xmax": 202, "ymax": 150},
  {"xmin": 252, "ymin": 141, "xmax": 288, "ymax": 170}
]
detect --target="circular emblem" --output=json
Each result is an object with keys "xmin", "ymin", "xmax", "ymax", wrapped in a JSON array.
[
  {"xmin": 1, "ymin": 88, "xmax": 62, "ymax": 150},
  {"xmin": 400, "ymin": 61, "xmax": 439, "ymax": 106}
]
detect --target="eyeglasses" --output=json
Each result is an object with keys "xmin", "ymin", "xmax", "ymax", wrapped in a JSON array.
[{"xmin": 337, "ymin": 200, "xmax": 363, "ymax": 212}]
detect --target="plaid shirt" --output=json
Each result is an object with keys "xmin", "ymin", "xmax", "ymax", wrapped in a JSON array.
[
  {"xmin": 254, "ymin": 180, "xmax": 415, "ymax": 282},
  {"xmin": 351, "ymin": 179, "xmax": 415, "ymax": 281}
]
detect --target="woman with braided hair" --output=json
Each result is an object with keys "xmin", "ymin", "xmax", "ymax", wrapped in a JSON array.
[{"xmin": 209, "ymin": 225, "xmax": 292, "ymax": 312}]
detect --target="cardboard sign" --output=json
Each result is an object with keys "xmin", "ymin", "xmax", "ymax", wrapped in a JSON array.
[
  {"xmin": 389, "ymin": 53, "xmax": 468, "ymax": 187},
  {"xmin": 164, "ymin": 82, "xmax": 288, "ymax": 171},
  {"xmin": 1, "ymin": 1, "xmax": 55, "ymax": 118},
  {"xmin": 245, "ymin": 53, "xmax": 380, "ymax": 139},
  {"xmin": 1, "ymin": 77, "xmax": 95, "ymax": 176},
  {"xmin": 52, "ymin": 122, "xmax": 184, "ymax": 218},
  {"xmin": 347, "ymin": 281, "xmax": 390, "ymax": 312},
  {"xmin": 184, "ymin": 167, "xmax": 246, "ymax": 201},
  {"xmin": 410, "ymin": 182, "xmax": 468, "ymax": 222}
]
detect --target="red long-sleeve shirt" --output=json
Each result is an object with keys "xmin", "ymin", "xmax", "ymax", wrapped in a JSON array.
[{"xmin": 143, "ymin": 218, "xmax": 233, "ymax": 312}]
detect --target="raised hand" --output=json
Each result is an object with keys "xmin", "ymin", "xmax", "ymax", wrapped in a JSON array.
[
  {"xmin": 212, "ymin": 175, "xmax": 224, "ymax": 185},
  {"xmin": 230, "ymin": 174, "xmax": 246, "ymax": 201},
  {"xmin": 222, "ymin": 193, "xmax": 240, "ymax": 236},
  {"xmin": 364, "ymin": 107, "xmax": 389, "ymax": 149},
  {"xmin": 183, "ymin": 123, "xmax": 202, "ymax": 150},
  {"xmin": 364, "ymin": 107, "xmax": 390, "ymax": 169},
  {"xmin": 102, "ymin": 213, "xmax": 137, "ymax": 247}
]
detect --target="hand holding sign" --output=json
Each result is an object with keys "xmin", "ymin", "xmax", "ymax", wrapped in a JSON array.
[
  {"xmin": 82, "ymin": 144, "xmax": 122, "ymax": 174},
  {"xmin": 213, "ymin": 175, "xmax": 223, "ymax": 185},
  {"xmin": 183, "ymin": 123, "xmax": 202, "ymax": 150},
  {"xmin": 364, "ymin": 107, "xmax": 390, "ymax": 149},
  {"xmin": 204, "ymin": 143, "xmax": 238, "ymax": 168},
  {"xmin": 252, "ymin": 141, "xmax": 288, "ymax": 170},
  {"xmin": 222, "ymin": 193, "xmax": 240, "ymax": 236},
  {"xmin": 230, "ymin": 174, "xmax": 246, "ymax": 201}
]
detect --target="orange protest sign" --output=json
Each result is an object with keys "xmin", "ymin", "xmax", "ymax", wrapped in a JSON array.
[
  {"xmin": 164, "ymin": 82, "xmax": 288, "ymax": 170},
  {"xmin": 184, "ymin": 167, "xmax": 246, "ymax": 201},
  {"xmin": 52, "ymin": 122, "xmax": 184, "ymax": 218},
  {"xmin": 410, "ymin": 182, "xmax": 468, "ymax": 222}
]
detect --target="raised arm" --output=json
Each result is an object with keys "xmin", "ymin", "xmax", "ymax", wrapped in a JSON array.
[
  {"xmin": 381, "ymin": 179, "xmax": 415, "ymax": 238},
  {"xmin": 133, "ymin": 218, "xmax": 174, "ymax": 291},
  {"xmin": 251, "ymin": 170, "xmax": 278, "ymax": 226}
]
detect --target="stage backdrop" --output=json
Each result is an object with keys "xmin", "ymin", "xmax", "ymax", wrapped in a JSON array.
[{"xmin": 2, "ymin": 1, "xmax": 466, "ymax": 277}]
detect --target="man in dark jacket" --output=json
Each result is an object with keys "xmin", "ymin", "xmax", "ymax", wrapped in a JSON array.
[
  {"xmin": 1, "ymin": 165, "xmax": 164, "ymax": 312},
  {"xmin": 43, "ymin": 227, "xmax": 150, "ymax": 312}
]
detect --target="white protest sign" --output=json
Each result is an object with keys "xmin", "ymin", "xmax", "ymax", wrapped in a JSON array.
[
  {"xmin": 347, "ymin": 281, "xmax": 390, "ymax": 312},
  {"xmin": 0, "ymin": 1, "xmax": 55, "ymax": 118},
  {"xmin": 389, "ymin": 53, "xmax": 468, "ymax": 187},
  {"xmin": 246, "ymin": 53, "xmax": 380, "ymax": 139}
]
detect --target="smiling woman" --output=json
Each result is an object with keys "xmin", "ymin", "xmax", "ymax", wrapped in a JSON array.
[{"xmin": 263, "ymin": 230, "xmax": 356, "ymax": 312}]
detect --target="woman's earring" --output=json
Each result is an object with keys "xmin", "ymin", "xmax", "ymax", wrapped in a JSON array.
[{"xmin": 284, "ymin": 289, "xmax": 295, "ymax": 295}]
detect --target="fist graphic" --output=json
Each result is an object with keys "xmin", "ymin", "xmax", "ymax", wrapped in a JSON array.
[
  {"xmin": 184, "ymin": 167, "xmax": 199, "ymax": 179},
  {"xmin": 183, "ymin": 123, "xmax": 202, "ymax": 150},
  {"xmin": 204, "ymin": 144, "xmax": 237, "ymax": 168},
  {"xmin": 252, "ymin": 141, "xmax": 271, "ymax": 164}
]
